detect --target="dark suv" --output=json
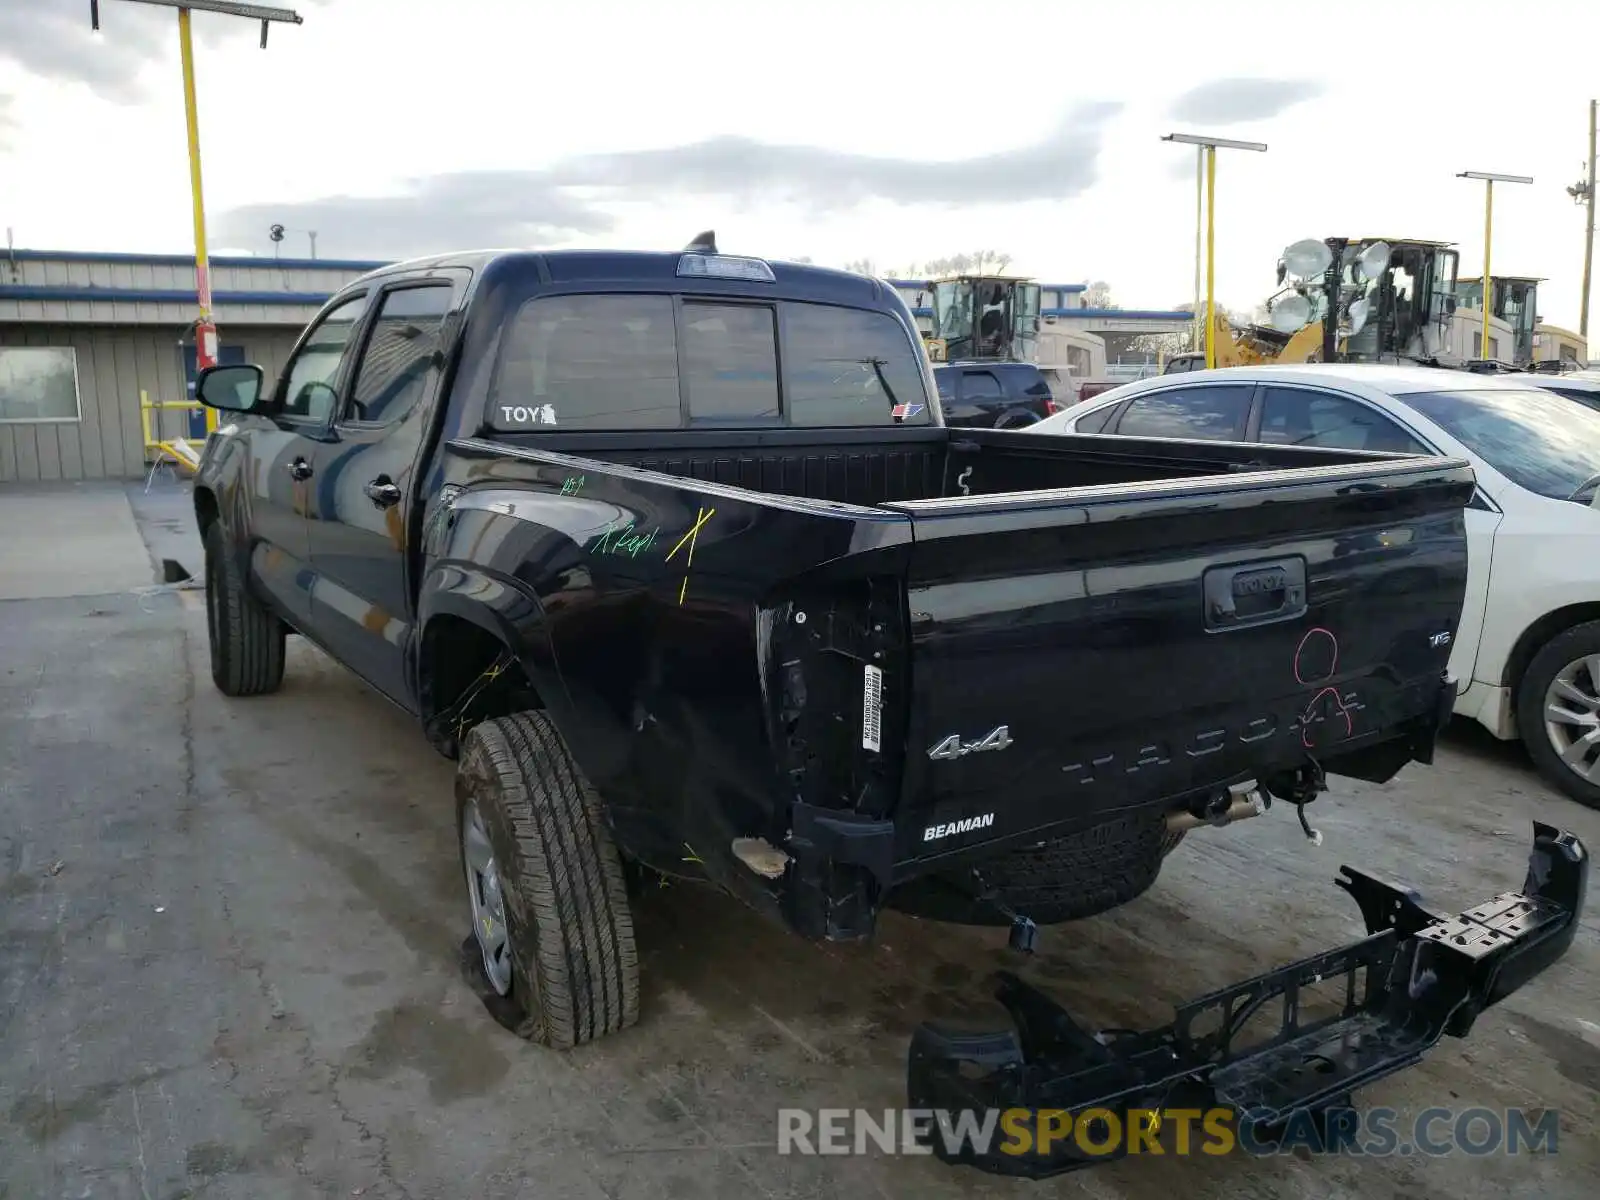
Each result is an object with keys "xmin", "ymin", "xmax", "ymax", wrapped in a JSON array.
[{"xmin": 933, "ymin": 361, "xmax": 1058, "ymax": 427}]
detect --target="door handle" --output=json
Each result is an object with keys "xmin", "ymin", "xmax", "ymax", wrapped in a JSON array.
[
  {"xmin": 364, "ymin": 478, "xmax": 403, "ymax": 509},
  {"xmin": 1203, "ymin": 557, "xmax": 1308, "ymax": 631},
  {"xmin": 287, "ymin": 457, "xmax": 313, "ymax": 481}
]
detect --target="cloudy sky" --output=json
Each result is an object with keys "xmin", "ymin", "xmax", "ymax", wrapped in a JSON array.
[{"xmin": 1, "ymin": 0, "xmax": 1596, "ymax": 324}]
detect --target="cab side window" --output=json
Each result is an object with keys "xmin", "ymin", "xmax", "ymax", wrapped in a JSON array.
[
  {"xmin": 281, "ymin": 293, "xmax": 368, "ymax": 422},
  {"xmin": 343, "ymin": 285, "xmax": 453, "ymax": 425},
  {"xmin": 1073, "ymin": 403, "xmax": 1118, "ymax": 434},
  {"xmin": 961, "ymin": 370, "xmax": 1005, "ymax": 406},
  {"xmin": 1257, "ymin": 386, "xmax": 1427, "ymax": 454},
  {"xmin": 1113, "ymin": 384, "xmax": 1253, "ymax": 440}
]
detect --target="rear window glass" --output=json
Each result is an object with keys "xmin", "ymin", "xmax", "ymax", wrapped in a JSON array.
[
  {"xmin": 494, "ymin": 294, "xmax": 680, "ymax": 429},
  {"xmin": 682, "ymin": 303, "xmax": 779, "ymax": 420},
  {"xmin": 783, "ymin": 303, "xmax": 932, "ymax": 427},
  {"xmin": 490, "ymin": 294, "xmax": 930, "ymax": 430}
]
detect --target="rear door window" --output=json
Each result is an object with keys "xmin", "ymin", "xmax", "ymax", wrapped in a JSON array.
[
  {"xmin": 1257, "ymin": 386, "xmax": 1427, "ymax": 454},
  {"xmin": 1112, "ymin": 384, "xmax": 1253, "ymax": 440},
  {"xmin": 343, "ymin": 285, "xmax": 453, "ymax": 425}
]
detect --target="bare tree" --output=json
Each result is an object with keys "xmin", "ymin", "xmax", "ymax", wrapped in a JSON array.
[
  {"xmin": 919, "ymin": 250, "xmax": 1016, "ymax": 278},
  {"xmin": 966, "ymin": 250, "xmax": 1012, "ymax": 275},
  {"xmin": 1083, "ymin": 280, "xmax": 1115, "ymax": 309},
  {"xmin": 841, "ymin": 257, "xmax": 878, "ymax": 276}
]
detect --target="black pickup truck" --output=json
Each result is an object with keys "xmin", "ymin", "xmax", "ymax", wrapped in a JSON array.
[{"xmin": 191, "ymin": 237, "xmax": 1584, "ymax": 1176}]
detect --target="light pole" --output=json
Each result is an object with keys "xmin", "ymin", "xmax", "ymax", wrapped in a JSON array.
[
  {"xmin": 90, "ymin": 0, "xmax": 303, "ymax": 428},
  {"xmin": 1457, "ymin": 169, "xmax": 1534, "ymax": 361},
  {"xmin": 1567, "ymin": 100, "xmax": 1596, "ymax": 340},
  {"xmin": 1163, "ymin": 133, "xmax": 1268, "ymax": 369}
]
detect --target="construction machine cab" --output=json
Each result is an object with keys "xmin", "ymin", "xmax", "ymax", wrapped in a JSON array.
[
  {"xmin": 1161, "ymin": 236, "xmax": 1463, "ymax": 375},
  {"xmin": 1261, "ymin": 236, "xmax": 1461, "ymax": 364},
  {"xmin": 1455, "ymin": 275, "xmax": 1542, "ymax": 367},
  {"xmin": 930, "ymin": 275, "xmax": 1042, "ymax": 363}
]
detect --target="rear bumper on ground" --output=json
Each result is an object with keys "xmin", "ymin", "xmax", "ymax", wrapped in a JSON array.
[{"xmin": 905, "ymin": 820, "xmax": 1587, "ymax": 1178}]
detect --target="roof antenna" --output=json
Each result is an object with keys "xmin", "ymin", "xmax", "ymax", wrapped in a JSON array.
[{"xmin": 684, "ymin": 230, "xmax": 718, "ymax": 254}]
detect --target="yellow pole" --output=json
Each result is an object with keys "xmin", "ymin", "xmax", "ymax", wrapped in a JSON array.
[
  {"xmin": 1480, "ymin": 179, "xmax": 1494, "ymax": 361},
  {"xmin": 1193, "ymin": 146, "xmax": 1204, "ymax": 352},
  {"xmin": 178, "ymin": 7, "xmax": 219, "ymax": 433},
  {"xmin": 1204, "ymin": 145, "xmax": 1217, "ymax": 369}
]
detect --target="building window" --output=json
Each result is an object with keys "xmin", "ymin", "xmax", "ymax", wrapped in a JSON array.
[{"xmin": 0, "ymin": 347, "xmax": 81, "ymax": 422}]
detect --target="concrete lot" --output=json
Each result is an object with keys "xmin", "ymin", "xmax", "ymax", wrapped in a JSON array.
[{"xmin": 2, "ymin": 482, "xmax": 1598, "ymax": 1199}]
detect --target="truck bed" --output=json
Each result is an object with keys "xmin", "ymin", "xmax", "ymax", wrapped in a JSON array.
[
  {"xmin": 437, "ymin": 422, "xmax": 1473, "ymax": 938},
  {"xmin": 487, "ymin": 424, "xmax": 1376, "ymax": 507}
]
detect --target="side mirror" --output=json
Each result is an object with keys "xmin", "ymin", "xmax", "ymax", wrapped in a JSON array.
[{"xmin": 197, "ymin": 363, "xmax": 264, "ymax": 413}]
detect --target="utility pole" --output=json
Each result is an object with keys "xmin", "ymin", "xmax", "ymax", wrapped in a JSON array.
[
  {"xmin": 1569, "ymin": 99, "xmax": 1597, "ymax": 341},
  {"xmin": 90, "ymin": 0, "xmax": 303, "ymax": 429}
]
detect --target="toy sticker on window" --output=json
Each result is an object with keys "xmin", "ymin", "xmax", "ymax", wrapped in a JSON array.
[{"xmin": 498, "ymin": 403, "xmax": 557, "ymax": 427}]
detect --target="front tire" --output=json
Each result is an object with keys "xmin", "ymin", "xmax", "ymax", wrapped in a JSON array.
[
  {"xmin": 456, "ymin": 712, "xmax": 639, "ymax": 1047},
  {"xmin": 203, "ymin": 521, "xmax": 285, "ymax": 697},
  {"xmin": 1516, "ymin": 620, "xmax": 1600, "ymax": 810}
]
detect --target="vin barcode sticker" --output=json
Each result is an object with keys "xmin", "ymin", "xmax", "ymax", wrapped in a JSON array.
[{"xmin": 862, "ymin": 665, "xmax": 883, "ymax": 752}]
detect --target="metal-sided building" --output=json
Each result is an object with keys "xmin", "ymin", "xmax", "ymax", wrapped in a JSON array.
[
  {"xmin": 1, "ymin": 249, "xmax": 1197, "ymax": 483},
  {"xmin": 0, "ymin": 249, "xmax": 382, "ymax": 482}
]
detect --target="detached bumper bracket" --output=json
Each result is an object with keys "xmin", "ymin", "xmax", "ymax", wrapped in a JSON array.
[{"xmin": 907, "ymin": 820, "xmax": 1586, "ymax": 1178}]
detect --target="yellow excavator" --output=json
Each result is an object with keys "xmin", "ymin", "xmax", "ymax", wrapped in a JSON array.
[{"xmin": 1164, "ymin": 236, "xmax": 1466, "ymax": 373}]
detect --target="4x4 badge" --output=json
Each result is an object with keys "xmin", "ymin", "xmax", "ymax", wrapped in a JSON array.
[{"xmin": 928, "ymin": 725, "xmax": 1013, "ymax": 761}]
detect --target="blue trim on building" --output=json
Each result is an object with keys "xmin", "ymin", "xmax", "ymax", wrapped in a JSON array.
[
  {"xmin": 889, "ymin": 277, "xmax": 1087, "ymax": 293},
  {"xmin": 1062, "ymin": 309, "xmax": 1192, "ymax": 320},
  {"xmin": 0, "ymin": 285, "xmax": 334, "ymax": 305},
  {"xmin": 4, "ymin": 248, "xmax": 389, "ymax": 272},
  {"xmin": 915, "ymin": 310, "xmax": 1203, "ymax": 324}
]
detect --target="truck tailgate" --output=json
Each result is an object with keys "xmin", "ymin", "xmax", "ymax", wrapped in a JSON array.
[{"xmin": 885, "ymin": 456, "xmax": 1474, "ymax": 867}]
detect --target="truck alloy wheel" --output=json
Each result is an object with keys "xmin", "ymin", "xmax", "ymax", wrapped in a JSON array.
[
  {"xmin": 462, "ymin": 797, "xmax": 515, "ymax": 996},
  {"xmin": 453, "ymin": 712, "xmax": 640, "ymax": 1047},
  {"xmin": 1517, "ymin": 620, "xmax": 1600, "ymax": 810}
]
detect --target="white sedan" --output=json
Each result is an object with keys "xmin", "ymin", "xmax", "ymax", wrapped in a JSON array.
[{"xmin": 1029, "ymin": 362, "xmax": 1600, "ymax": 808}]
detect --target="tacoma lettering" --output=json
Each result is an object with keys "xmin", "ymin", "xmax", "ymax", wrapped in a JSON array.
[{"xmin": 1061, "ymin": 694, "xmax": 1364, "ymax": 787}]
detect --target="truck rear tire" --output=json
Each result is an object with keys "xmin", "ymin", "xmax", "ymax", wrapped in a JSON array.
[
  {"xmin": 456, "ymin": 712, "xmax": 640, "ymax": 1047},
  {"xmin": 203, "ymin": 522, "xmax": 285, "ymax": 697},
  {"xmin": 1516, "ymin": 620, "xmax": 1600, "ymax": 810}
]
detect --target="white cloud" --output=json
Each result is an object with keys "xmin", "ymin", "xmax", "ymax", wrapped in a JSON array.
[{"xmin": 0, "ymin": 0, "xmax": 1594, "ymax": 327}]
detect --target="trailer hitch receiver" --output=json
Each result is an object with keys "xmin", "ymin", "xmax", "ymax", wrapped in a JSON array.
[{"xmin": 906, "ymin": 821, "xmax": 1586, "ymax": 1177}]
